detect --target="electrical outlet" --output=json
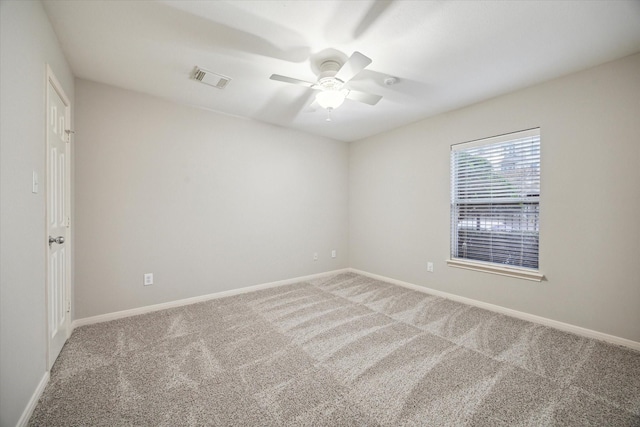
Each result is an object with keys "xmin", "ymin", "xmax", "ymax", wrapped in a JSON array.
[
  {"xmin": 143, "ymin": 273, "xmax": 153, "ymax": 286},
  {"xmin": 313, "ymin": 252, "xmax": 318, "ymax": 261},
  {"xmin": 331, "ymin": 250, "xmax": 336, "ymax": 258},
  {"xmin": 427, "ymin": 262, "xmax": 434, "ymax": 273}
]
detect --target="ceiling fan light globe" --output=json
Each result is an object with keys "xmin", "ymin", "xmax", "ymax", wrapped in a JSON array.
[{"xmin": 316, "ymin": 89, "xmax": 347, "ymax": 110}]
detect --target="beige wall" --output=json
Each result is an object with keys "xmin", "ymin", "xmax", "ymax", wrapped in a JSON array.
[
  {"xmin": 0, "ymin": 1, "xmax": 75, "ymax": 425},
  {"xmin": 74, "ymin": 79, "xmax": 349, "ymax": 319},
  {"xmin": 349, "ymin": 53, "xmax": 640, "ymax": 342}
]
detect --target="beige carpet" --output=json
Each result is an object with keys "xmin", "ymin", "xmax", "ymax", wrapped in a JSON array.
[{"xmin": 30, "ymin": 272, "xmax": 640, "ymax": 426}]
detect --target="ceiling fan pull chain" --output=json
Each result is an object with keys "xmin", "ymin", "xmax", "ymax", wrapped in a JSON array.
[{"xmin": 326, "ymin": 107, "xmax": 333, "ymax": 122}]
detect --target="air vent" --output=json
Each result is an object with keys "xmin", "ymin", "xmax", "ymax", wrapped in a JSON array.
[{"xmin": 191, "ymin": 67, "xmax": 231, "ymax": 89}]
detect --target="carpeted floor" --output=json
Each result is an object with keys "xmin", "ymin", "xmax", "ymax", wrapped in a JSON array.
[{"xmin": 30, "ymin": 272, "xmax": 640, "ymax": 426}]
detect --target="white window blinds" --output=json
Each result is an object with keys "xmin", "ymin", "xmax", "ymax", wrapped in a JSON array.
[{"xmin": 450, "ymin": 128, "xmax": 540, "ymax": 271}]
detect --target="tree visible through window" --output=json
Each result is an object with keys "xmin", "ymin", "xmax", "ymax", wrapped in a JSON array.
[{"xmin": 450, "ymin": 128, "xmax": 540, "ymax": 270}]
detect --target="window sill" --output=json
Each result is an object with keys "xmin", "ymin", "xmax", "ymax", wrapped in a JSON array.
[{"xmin": 447, "ymin": 259, "xmax": 544, "ymax": 282}]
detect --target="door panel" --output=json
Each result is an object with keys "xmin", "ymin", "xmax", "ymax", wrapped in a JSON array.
[{"xmin": 47, "ymin": 71, "xmax": 70, "ymax": 370}]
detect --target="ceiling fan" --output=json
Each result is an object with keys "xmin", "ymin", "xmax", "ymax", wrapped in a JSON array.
[{"xmin": 269, "ymin": 51, "xmax": 382, "ymax": 119}]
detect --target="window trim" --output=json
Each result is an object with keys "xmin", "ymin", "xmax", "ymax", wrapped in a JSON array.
[
  {"xmin": 451, "ymin": 128, "xmax": 540, "ymax": 151},
  {"xmin": 449, "ymin": 128, "xmax": 543, "ymax": 281},
  {"xmin": 447, "ymin": 258, "xmax": 544, "ymax": 282}
]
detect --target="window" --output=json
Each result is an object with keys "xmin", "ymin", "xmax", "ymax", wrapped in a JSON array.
[{"xmin": 448, "ymin": 128, "xmax": 543, "ymax": 281}]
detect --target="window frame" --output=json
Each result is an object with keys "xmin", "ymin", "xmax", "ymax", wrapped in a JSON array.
[{"xmin": 448, "ymin": 128, "xmax": 544, "ymax": 282}]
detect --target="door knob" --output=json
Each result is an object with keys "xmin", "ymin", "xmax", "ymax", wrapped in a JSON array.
[{"xmin": 49, "ymin": 236, "xmax": 65, "ymax": 246}]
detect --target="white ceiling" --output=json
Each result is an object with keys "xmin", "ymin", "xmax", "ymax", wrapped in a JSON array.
[{"xmin": 43, "ymin": 0, "xmax": 640, "ymax": 142}]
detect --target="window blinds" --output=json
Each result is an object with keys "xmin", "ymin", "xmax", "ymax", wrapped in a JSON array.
[{"xmin": 451, "ymin": 128, "xmax": 540, "ymax": 270}]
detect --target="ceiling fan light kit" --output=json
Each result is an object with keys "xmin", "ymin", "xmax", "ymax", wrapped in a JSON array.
[{"xmin": 315, "ymin": 88, "xmax": 348, "ymax": 109}]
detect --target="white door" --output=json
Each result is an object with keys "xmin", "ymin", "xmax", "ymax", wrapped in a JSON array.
[{"xmin": 46, "ymin": 67, "xmax": 71, "ymax": 370}]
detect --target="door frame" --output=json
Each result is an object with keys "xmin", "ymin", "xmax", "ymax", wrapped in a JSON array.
[{"xmin": 45, "ymin": 64, "xmax": 72, "ymax": 370}]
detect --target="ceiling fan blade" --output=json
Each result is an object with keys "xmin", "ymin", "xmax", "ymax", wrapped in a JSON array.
[
  {"xmin": 270, "ymin": 74, "xmax": 316, "ymax": 88},
  {"xmin": 335, "ymin": 51, "xmax": 372, "ymax": 83},
  {"xmin": 346, "ymin": 90, "xmax": 382, "ymax": 106},
  {"xmin": 353, "ymin": 1, "xmax": 394, "ymax": 39}
]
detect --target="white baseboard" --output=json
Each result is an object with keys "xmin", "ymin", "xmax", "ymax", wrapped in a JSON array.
[
  {"xmin": 70, "ymin": 266, "xmax": 639, "ymax": 351},
  {"xmin": 16, "ymin": 371, "xmax": 49, "ymax": 427},
  {"xmin": 349, "ymin": 268, "xmax": 640, "ymax": 351},
  {"xmin": 72, "ymin": 269, "xmax": 350, "ymax": 330}
]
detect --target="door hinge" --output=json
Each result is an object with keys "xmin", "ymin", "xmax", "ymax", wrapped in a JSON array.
[
  {"xmin": 66, "ymin": 300, "xmax": 71, "ymax": 313},
  {"xmin": 65, "ymin": 129, "xmax": 74, "ymax": 143},
  {"xmin": 66, "ymin": 216, "xmax": 71, "ymax": 228}
]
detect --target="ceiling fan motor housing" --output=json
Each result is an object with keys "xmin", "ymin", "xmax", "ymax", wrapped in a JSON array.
[{"xmin": 318, "ymin": 60, "xmax": 344, "ymax": 89}]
